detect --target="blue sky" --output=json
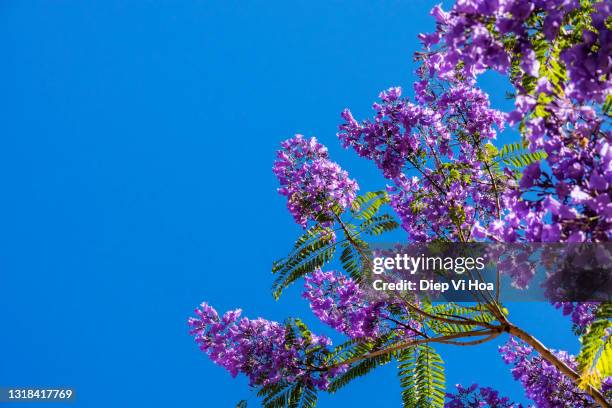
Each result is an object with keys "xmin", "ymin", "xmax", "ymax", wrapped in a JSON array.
[{"xmin": 0, "ymin": 1, "xmax": 581, "ymax": 407}]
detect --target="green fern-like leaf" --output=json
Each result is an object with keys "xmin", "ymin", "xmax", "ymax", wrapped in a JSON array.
[
  {"xmin": 426, "ymin": 303, "xmax": 497, "ymax": 335},
  {"xmin": 272, "ymin": 191, "xmax": 397, "ymax": 299},
  {"xmin": 496, "ymin": 141, "xmax": 547, "ymax": 169},
  {"xmin": 296, "ymin": 386, "xmax": 318, "ymax": 408},
  {"xmin": 360, "ymin": 214, "xmax": 399, "ymax": 236},
  {"xmin": 603, "ymin": 94, "xmax": 612, "ymax": 117},
  {"xmin": 577, "ymin": 303, "xmax": 612, "ymax": 391},
  {"xmin": 236, "ymin": 400, "xmax": 248, "ymax": 408},
  {"xmin": 416, "ymin": 345, "xmax": 445, "ymax": 408},
  {"xmin": 339, "ymin": 237, "xmax": 370, "ymax": 282},
  {"xmin": 328, "ymin": 351, "xmax": 393, "ymax": 393},
  {"xmin": 326, "ymin": 334, "xmax": 397, "ymax": 393},
  {"xmin": 398, "ymin": 347, "xmax": 419, "ymax": 408},
  {"xmin": 260, "ymin": 383, "xmax": 317, "ymax": 408},
  {"xmin": 497, "ymin": 142, "xmax": 525, "ymax": 159},
  {"xmin": 324, "ymin": 338, "xmax": 368, "ymax": 365},
  {"xmin": 259, "ymin": 383, "xmax": 290, "ymax": 408},
  {"xmin": 351, "ymin": 190, "xmax": 390, "ymax": 220},
  {"xmin": 502, "ymin": 151, "xmax": 547, "ymax": 168},
  {"xmin": 272, "ymin": 231, "xmax": 336, "ymax": 299},
  {"xmin": 398, "ymin": 345, "xmax": 445, "ymax": 408}
]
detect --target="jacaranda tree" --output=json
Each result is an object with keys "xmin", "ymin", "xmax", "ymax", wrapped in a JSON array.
[{"xmin": 189, "ymin": 1, "xmax": 612, "ymax": 406}]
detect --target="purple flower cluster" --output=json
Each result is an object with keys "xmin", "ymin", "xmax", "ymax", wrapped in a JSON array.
[
  {"xmin": 553, "ymin": 301, "xmax": 598, "ymax": 330},
  {"xmin": 303, "ymin": 269, "xmax": 420, "ymax": 339},
  {"xmin": 423, "ymin": 0, "xmax": 612, "ymax": 243},
  {"xmin": 491, "ymin": 107, "xmax": 612, "ymax": 244},
  {"xmin": 303, "ymin": 269, "xmax": 385, "ymax": 339},
  {"xmin": 445, "ymin": 383, "xmax": 527, "ymax": 408},
  {"xmin": 339, "ymin": 84, "xmax": 506, "ymax": 241},
  {"xmin": 273, "ymin": 135, "xmax": 358, "ymax": 229},
  {"xmin": 499, "ymin": 338, "xmax": 605, "ymax": 407},
  {"xmin": 188, "ymin": 302, "xmax": 335, "ymax": 390},
  {"xmin": 560, "ymin": 1, "xmax": 611, "ymax": 103},
  {"xmin": 421, "ymin": 1, "xmax": 610, "ymax": 103},
  {"xmin": 419, "ymin": 0, "xmax": 612, "ymax": 245}
]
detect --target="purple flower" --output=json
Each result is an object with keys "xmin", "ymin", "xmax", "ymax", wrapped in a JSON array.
[
  {"xmin": 188, "ymin": 302, "xmax": 336, "ymax": 390},
  {"xmin": 303, "ymin": 269, "xmax": 420, "ymax": 339},
  {"xmin": 431, "ymin": 4, "xmax": 450, "ymax": 24},
  {"xmin": 273, "ymin": 135, "xmax": 358, "ymax": 229},
  {"xmin": 339, "ymin": 81, "xmax": 505, "ymax": 241},
  {"xmin": 499, "ymin": 338, "xmax": 606, "ymax": 407},
  {"xmin": 553, "ymin": 302, "xmax": 598, "ymax": 330},
  {"xmin": 445, "ymin": 383, "xmax": 527, "ymax": 407}
]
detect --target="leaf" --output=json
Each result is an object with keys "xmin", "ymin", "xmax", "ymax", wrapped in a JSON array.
[
  {"xmin": 398, "ymin": 347, "xmax": 418, "ymax": 408},
  {"xmin": 272, "ymin": 229, "xmax": 336, "ymax": 299},
  {"xmin": 398, "ymin": 345, "xmax": 445, "ymax": 408},
  {"xmin": 603, "ymin": 94, "xmax": 612, "ymax": 117},
  {"xmin": 577, "ymin": 303, "xmax": 612, "ymax": 391},
  {"xmin": 258, "ymin": 383, "xmax": 317, "ymax": 408},
  {"xmin": 360, "ymin": 214, "xmax": 399, "ymax": 236},
  {"xmin": 259, "ymin": 383, "xmax": 290, "ymax": 408},
  {"xmin": 324, "ymin": 338, "xmax": 369, "ymax": 365},
  {"xmin": 339, "ymin": 237, "xmax": 370, "ymax": 282},
  {"xmin": 326, "ymin": 334, "xmax": 396, "ymax": 393},
  {"xmin": 271, "ymin": 191, "xmax": 396, "ymax": 299},
  {"xmin": 416, "ymin": 345, "xmax": 445, "ymax": 408},
  {"xmin": 351, "ymin": 190, "xmax": 390, "ymax": 220},
  {"xmin": 497, "ymin": 142, "xmax": 547, "ymax": 169},
  {"xmin": 236, "ymin": 400, "xmax": 248, "ymax": 408},
  {"xmin": 426, "ymin": 303, "xmax": 497, "ymax": 335},
  {"xmin": 327, "ymin": 351, "xmax": 393, "ymax": 393},
  {"xmin": 497, "ymin": 142, "xmax": 524, "ymax": 159},
  {"xmin": 295, "ymin": 386, "xmax": 318, "ymax": 408}
]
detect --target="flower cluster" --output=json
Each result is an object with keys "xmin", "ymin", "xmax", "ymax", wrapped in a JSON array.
[
  {"xmin": 560, "ymin": 1, "xmax": 611, "ymax": 103},
  {"xmin": 490, "ymin": 109, "xmax": 612, "ymax": 244},
  {"xmin": 303, "ymin": 269, "xmax": 383, "ymax": 339},
  {"xmin": 303, "ymin": 269, "xmax": 419, "ymax": 339},
  {"xmin": 273, "ymin": 135, "xmax": 358, "ymax": 229},
  {"xmin": 188, "ymin": 302, "xmax": 336, "ymax": 390},
  {"xmin": 421, "ymin": 0, "xmax": 610, "ymax": 103},
  {"xmin": 445, "ymin": 383, "xmax": 527, "ymax": 408},
  {"xmin": 499, "ymin": 338, "xmax": 605, "ymax": 407},
  {"xmin": 419, "ymin": 0, "xmax": 612, "ymax": 245},
  {"xmin": 553, "ymin": 301, "xmax": 598, "ymax": 331},
  {"xmin": 339, "ymin": 84, "xmax": 506, "ymax": 242}
]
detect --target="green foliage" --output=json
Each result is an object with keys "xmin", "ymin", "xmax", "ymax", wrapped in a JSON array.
[
  {"xmin": 284, "ymin": 318, "xmax": 318, "ymax": 350},
  {"xmin": 350, "ymin": 190, "xmax": 390, "ymax": 220},
  {"xmin": 327, "ymin": 335, "xmax": 396, "ymax": 393},
  {"xmin": 272, "ymin": 226, "xmax": 337, "ymax": 299},
  {"xmin": 328, "ymin": 352, "xmax": 393, "ymax": 393},
  {"xmin": 495, "ymin": 142, "xmax": 547, "ymax": 169},
  {"xmin": 272, "ymin": 191, "xmax": 398, "ymax": 299},
  {"xmin": 577, "ymin": 303, "xmax": 612, "ymax": 391},
  {"xmin": 342, "ymin": 190, "xmax": 398, "ymax": 281},
  {"xmin": 398, "ymin": 345, "xmax": 445, "ymax": 408},
  {"xmin": 398, "ymin": 347, "xmax": 419, "ymax": 408},
  {"xmin": 360, "ymin": 214, "xmax": 399, "ymax": 236},
  {"xmin": 258, "ymin": 382, "xmax": 318, "ymax": 408},
  {"xmin": 339, "ymin": 235, "xmax": 370, "ymax": 283},
  {"xmin": 236, "ymin": 400, "xmax": 248, "ymax": 408},
  {"xmin": 603, "ymin": 94, "xmax": 612, "ymax": 117},
  {"xmin": 426, "ymin": 303, "xmax": 496, "ymax": 335}
]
